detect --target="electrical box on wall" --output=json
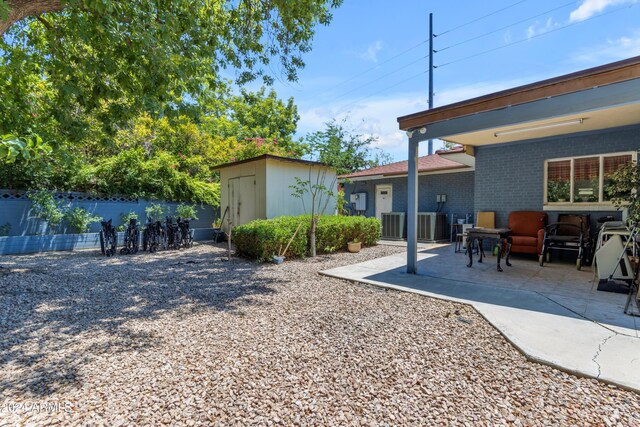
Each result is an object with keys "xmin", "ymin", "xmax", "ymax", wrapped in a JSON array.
[{"xmin": 350, "ymin": 193, "xmax": 367, "ymax": 211}]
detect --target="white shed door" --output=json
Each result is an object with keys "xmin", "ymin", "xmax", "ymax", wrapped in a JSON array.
[
  {"xmin": 375, "ymin": 184, "xmax": 393, "ymax": 221},
  {"xmin": 229, "ymin": 176, "xmax": 256, "ymax": 226}
]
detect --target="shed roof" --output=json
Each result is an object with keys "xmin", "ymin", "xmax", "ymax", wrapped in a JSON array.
[
  {"xmin": 212, "ymin": 154, "xmax": 327, "ymax": 171},
  {"xmin": 339, "ymin": 152, "xmax": 467, "ymax": 179}
]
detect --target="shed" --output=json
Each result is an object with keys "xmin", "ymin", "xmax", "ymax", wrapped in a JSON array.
[{"xmin": 213, "ymin": 154, "xmax": 337, "ymax": 228}]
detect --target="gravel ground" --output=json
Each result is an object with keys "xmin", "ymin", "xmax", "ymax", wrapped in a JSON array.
[{"xmin": 0, "ymin": 243, "xmax": 639, "ymax": 426}]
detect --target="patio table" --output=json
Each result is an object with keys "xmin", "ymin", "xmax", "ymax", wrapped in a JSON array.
[{"xmin": 466, "ymin": 227, "xmax": 513, "ymax": 272}]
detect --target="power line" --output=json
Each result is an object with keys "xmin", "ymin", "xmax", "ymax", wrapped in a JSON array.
[
  {"xmin": 334, "ymin": 55, "xmax": 428, "ymax": 100},
  {"xmin": 335, "ymin": 71, "xmax": 428, "ymax": 116},
  {"xmin": 435, "ymin": 1, "xmax": 638, "ymax": 69},
  {"xmin": 436, "ymin": 0, "xmax": 529, "ymax": 37},
  {"xmin": 436, "ymin": 0, "xmax": 577, "ymax": 54},
  {"xmin": 332, "ymin": 39, "xmax": 428, "ymax": 89}
]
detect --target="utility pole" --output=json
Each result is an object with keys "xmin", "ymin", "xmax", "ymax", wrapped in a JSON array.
[{"xmin": 428, "ymin": 12, "xmax": 434, "ymax": 155}]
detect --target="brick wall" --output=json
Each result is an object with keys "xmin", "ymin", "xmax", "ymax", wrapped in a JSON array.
[
  {"xmin": 343, "ymin": 171, "xmax": 475, "ymax": 220},
  {"xmin": 474, "ymin": 125, "xmax": 640, "ymax": 228}
]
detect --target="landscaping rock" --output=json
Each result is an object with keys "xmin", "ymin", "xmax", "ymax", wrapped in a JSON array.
[{"xmin": 0, "ymin": 243, "xmax": 638, "ymax": 426}]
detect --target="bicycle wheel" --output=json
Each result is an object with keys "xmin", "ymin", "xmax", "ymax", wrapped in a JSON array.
[
  {"xmin": 99, "ymin": 230, "xmax": 106, "ymax": 255},
  {"xmin": 142, "ymin": 229, "xmax": 149, "ymax": 252},
  {"xmin": 132, "ymin": 230, "xmax": 139, "ymax": 254},
  {"xmin": 109, "ymin": 229, "xmax": 117, "ymax": 256}
]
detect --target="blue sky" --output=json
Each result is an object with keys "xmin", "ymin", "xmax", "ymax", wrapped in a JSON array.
[{"xmin": 258, "ymin": 0, "xmax": 640, "ymax": 161}]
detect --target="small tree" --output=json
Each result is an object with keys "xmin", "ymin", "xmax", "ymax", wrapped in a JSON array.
[
  {"xmin": 290, "ymin": 168, "xmax": 336, "ymax": 257},
  {"xmin": 606, "ymin": 159, "xmax": 640, "ymax": 224}
]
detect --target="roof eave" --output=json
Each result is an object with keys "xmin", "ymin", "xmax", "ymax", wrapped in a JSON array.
[{"xmin": 397, "ymin": 55, "xmax": 640, "ymax": 131}]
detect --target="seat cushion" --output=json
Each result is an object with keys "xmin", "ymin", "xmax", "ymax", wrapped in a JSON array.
[
  {"xmin": 508, "ymin": 211, "xmax": 548, "ymax": 237},
  {"xmin": 512, "ymin": 236, "xmax": 537, "ymax": 247},
  {"xmin": 511, "ymin": 244, "xmax": 539, "ymax": 255}
]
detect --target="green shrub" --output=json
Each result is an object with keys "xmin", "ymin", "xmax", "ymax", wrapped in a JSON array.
[
  {"xmin": 233, "ymin": 215, "xmax": 381, "ymax": 262},
  {"xmin": 233, "ymin": 216, "xmax": 309, "ymax": 262},
  {"xmin": 65, "ymin": 207, "xmax": 102, "ymax": 234},
  {"xmin": 27, "ymin": 189, "xmax": 65, "ymax": 226},
  {"xmin": 175, "ymin": 203, "xmax": 199, "ymax": 220},
  {"xmin": 145, "ymin": 203, "xmax": 166, "ymax": 221},
  {"xmin": 118, "ymin": 211, "xmax": 139, "ymax": 231},
  {"xmin": 0, "ymin": 222, "xmax": 11, "ymax": 236},
  {"xmin": 315, "ymin": 215, "xmax": 380, "ymax": 253}
]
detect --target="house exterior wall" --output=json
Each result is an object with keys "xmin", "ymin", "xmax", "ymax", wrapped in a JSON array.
[
  {"xmin": 265, "ymin": 159, "xmax": 337, "ymax": 218},
  {"xmin": 474, "ymin": 125, "xmax": 640, "ymax": 228},
  {"xmin": 343, "ymin": 171, "xmax": 475, "ymax": 219}
]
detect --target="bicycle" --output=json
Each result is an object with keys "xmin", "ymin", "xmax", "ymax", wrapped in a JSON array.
[
  {"xmin": 165, "ymin": 216, "xmax": 181, "ymax": 250},
  {"xmin": 120, "ymin": 218, "xmax": 140, "ymax": 255},
  {"xmin": 99, "ymin": 219, "xmax": 117, "ymax": 257},
  {"xmin": 143, "ymin": 219, "xmax": 167, "ymax": 253},
  {"xmin": 177, "ymin": 217, "xmax": 193, "ymax": 248}
]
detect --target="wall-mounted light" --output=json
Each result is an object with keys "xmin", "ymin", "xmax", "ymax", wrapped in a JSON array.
[
  {"xmin": 494, "ymin": 118, "xmax": 584, "ymax": 137},
  {"xmin": 406, "ymin": 127, "xmax": 427, "ymax": 138}
]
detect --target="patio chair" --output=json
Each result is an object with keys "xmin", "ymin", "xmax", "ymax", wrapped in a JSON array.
[
  {"xmin": 476, "ymin": 211, "xmax": 495, "ymax": 228},
  {"xmin": 539, "ymin": 214, "xmax": 591, "ymax": 270}
]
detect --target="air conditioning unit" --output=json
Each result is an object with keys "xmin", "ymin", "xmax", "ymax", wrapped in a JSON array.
[
  {"xmin": 381, "ymin": 212, "xmax": 405, "ymax": 240},
  {"xmin": 417, "ymin": 212, "xmax": 448, "ymax": 242}
]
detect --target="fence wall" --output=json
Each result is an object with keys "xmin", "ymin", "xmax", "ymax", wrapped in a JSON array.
[
  {"xmin": 0, "ymin": 189, "xmax": 219, "ymax": 255},
  {"xmin": 0, "ymin": 189, "xmax": 218, "ymax": 236}
]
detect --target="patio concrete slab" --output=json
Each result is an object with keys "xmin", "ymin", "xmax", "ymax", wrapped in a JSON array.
[{"xmin": 320, "ymin": 243, "xmax": 640, "ymax": 392}]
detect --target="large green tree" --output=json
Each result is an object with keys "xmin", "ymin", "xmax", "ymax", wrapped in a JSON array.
[
  {"xmin": 0, "ymin": 0, "xmax": 341, "ymax": 135},
  {"xmin": 307, "ymin": 118, "xmax": 392, "ymax": 176}
]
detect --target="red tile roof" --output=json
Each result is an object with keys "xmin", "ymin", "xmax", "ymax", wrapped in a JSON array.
[{"xmin": 339, "ymin": 153, "xmax": 467, "ymax": 179}]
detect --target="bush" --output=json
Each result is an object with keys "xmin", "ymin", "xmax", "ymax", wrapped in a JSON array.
[
  {"xmin": 175, "ymin": 203, "xmax": 199, "ymax": 220},
  {"xmin": 233, "ymin": 216, "xmax": 309, "ymax": 261},
  {"xmin": 27, "ymin": 189, "xmax": 65, "ymax": 226},
  {"xmin": 145, "ymin": 203, "xmax": 166, "ymax": 221},
  {"xmin": 315, "ymin": 215, "xmax": 380, "ymax": 253},
  {"xmin": 118, "ymin": 211, "xmax": 139, "ymax": 231},
  {"xmin": 65, "ymin": 207, "xmax": 102, "ymax": 234},
  {"xmin": 233, "ymin": 215, "xmax": 381, "ymax": 262}
]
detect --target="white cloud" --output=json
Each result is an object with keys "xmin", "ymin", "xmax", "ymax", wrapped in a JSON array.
[
  {"xmin": 569, "ymin": 0, "xmax": 633, "ymax": 23},
  {"xmin": 360, "ymin": 40, "xmax": 383, "ymax": 63},
  {"xmin": 296, "ymin": 78, "xmax": 531, "ymax": 162},
  {"xmin": 571, "ymin": 30, "xmax": 640, "ymax": 63},
  {"xmin": 526, "ymin": 17, "xmax": 560, "ymax": 39}
]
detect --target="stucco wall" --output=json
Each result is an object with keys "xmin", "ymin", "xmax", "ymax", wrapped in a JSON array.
[
  {"xmin": 474, "ymin": 125, "xmax": 640, "ymax": 228},
  {"xmin": 343, "ymin": 171, "xmax": 475, "ymax": 220}
]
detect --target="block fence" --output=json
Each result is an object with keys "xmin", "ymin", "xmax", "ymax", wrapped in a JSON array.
[{"xmin": 0, "ymin": 189, "xmax": 219, "ymax": 255}]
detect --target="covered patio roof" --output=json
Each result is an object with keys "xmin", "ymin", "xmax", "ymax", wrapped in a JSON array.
[
  {"xmin": 398, "ymin": 55, "xmax": 640, "ymax": 274},
  {"xmin": 398, "ymin": 55, "xmax": 640, "ymax": 146}
]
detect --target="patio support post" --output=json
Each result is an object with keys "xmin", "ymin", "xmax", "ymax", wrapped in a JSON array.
[{"xmin": 407, "ymin": 138, "xmax": 419, "ymax": 274}]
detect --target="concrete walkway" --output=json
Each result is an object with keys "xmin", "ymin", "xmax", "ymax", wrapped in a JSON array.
[{"xmin": 320, "ymin": 243, "xmax": 640, "ymax": 393}]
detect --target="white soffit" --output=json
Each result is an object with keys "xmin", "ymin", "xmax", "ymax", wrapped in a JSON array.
[{"xmin": 442, "ymin": 101, "xmax": 640, "ymax": 146}]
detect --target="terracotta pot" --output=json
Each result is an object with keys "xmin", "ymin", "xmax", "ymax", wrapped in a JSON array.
[{"xmin": 347, "ymin": 241, "xmax": 361, "ymax": 253}]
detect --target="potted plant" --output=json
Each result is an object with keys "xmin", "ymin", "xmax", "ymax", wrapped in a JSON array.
[
  {"xmin": 347, "ymin": 238, "xmax": 361, "ymax": 253},
  {"xmin": 27, "ymin": 190, "xmax": 65, "ymax": 234}
]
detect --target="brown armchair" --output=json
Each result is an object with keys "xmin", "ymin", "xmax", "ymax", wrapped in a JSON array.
[{"xmin": 508, "ymin": 211, "xmax": 548, "ymax": 255}]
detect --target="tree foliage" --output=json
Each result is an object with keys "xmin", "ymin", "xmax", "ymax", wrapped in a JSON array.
[
  {"xmin": 0, "ymin": 1, "xmax": 341, "ymax": 206},
  {"xmin": 1, "ymin": 0, "xmax": 341, "ymax": 131},
  {"xmin": 606, "ymin": 160, "xmax": 640, "ymax": 224},
  {"xmin": 306, "ymin": 118, "xmax": 392, "ymax": 176}
]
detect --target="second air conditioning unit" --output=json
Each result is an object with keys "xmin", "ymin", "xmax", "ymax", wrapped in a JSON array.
[{"xmin": 417, "ymin": 212, "xmax": 448, "ymax": 242}]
